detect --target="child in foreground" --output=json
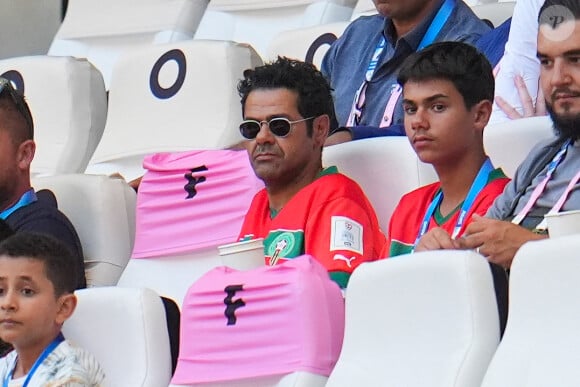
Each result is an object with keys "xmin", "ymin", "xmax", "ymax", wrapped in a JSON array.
[{"xmin": 0, "ymin": 232, "xmax": 105, "ymax": 386}]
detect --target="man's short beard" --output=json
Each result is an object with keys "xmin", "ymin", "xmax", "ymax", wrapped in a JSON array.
[{"xmin": 546, "ymin": 103, "xmax": 580, "ymax": 141}]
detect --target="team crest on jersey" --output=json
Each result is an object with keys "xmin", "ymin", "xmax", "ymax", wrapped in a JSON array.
[
  {"xmin": 267, "ymin": 232, "xmax": 296, "ymax": 259},
  {"xmin": 330, "ymin": 216, "xmax": 363, "ymax": 255}
]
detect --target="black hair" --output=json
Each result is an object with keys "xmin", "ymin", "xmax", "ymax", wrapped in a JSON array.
[
  {"xmin": 397, "ymin": 41, "xmax": 494, "ymax": 109},
  {"xmin": 0, "ymin": 233, "xmax": 78, "ymax": 296},
  {"xmin": 0, "ymin": 77, "xmax": 34, "ymax": 143},
  {"xmin": 237, "ymin": 56, "xmax": 336, "ymax": 136},
  {"xmin": 539, "ymin": 0, "xmax": 580, "ymax": 25},
  {"xmin": 0, "ymin": 220, "xmax": 13, "ymax": 242}
]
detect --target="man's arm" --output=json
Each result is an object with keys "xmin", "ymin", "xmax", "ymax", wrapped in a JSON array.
[
  {"xmin": 458, "ymin": 214, "xmax": 546, "ymax": 268},
  {"xmin": 305, "ymin": 197, "xmax": 385, "ymax": 288}
]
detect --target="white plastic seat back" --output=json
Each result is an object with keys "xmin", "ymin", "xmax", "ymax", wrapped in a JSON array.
[
  {"xmin": 32, "ymin": 174, "xmax": 136, "ymax": 287},
  {"xmin": 118, "ymin": 248, "xmax": 222, "ymax": 308},
  {"xmin": 266, "ymin": 22, "xmax": 349, "ymax": 69},
  {"xmin": 63, "ymin": 287, "xmax": 172, "ymax": 387},
  {"xmin": 86, "ymin": 40, "xmax": 263, "ymax": 181},
  {"xmin": 0, "ymin": 56, "xmax": 107, "ymax": 176},
  {"xmin": 351, "ymin": 0, "xmax": 376, "ymax": 20},
  {"xmin": 484, "ymin": 115, "xmax": 556, "ymax": 178},
  {"xmin": 322, "ymin": 137, "xmax": 437, "ymax": 232},
  {"xmin": 170, "ymin": 373, "xmax": 327, "ymax": 387},
  {"xmin": 481, "ymin": 235, "xmax": 580, "ymax": 387},
  {"xmin": 195, "ymin": 0, "xmax": 357, "ymax": 57},
  {"xmin": 327, "ymin": 250, "xmax": 500, "ymax": 387},
  {"xmin": 471, "ymin": 1, "xmax": 515, "ymax": 27},
  {"xmin": 49, "ymin": 0, "xmax": 209, "ymax": 88},
  {"xmin": 0, "ymin": 1, "xmax": 62, "ymax": 59},
  {"xmin": 171, "ymin": 257, "xmax": 342, "ymax": 386}
]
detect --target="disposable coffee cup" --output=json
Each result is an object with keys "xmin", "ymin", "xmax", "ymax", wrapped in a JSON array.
[
  {"xmin": 218, "ymin": 238, "xmax": 265, "ymax": 270},
  {"xmin": 545, "ymin": 209, "xmax": 580, "ymax": 238}
]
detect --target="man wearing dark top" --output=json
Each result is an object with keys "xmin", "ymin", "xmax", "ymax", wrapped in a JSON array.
[{"xmin": 0, "ymin": 78, "xmax": 85, "ymax": 288}]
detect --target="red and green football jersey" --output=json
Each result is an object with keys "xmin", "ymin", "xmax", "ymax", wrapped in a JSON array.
[
  {"xmin": 239, "ymin": 167, "xmax": 386, "ymax": 288},
  {"xmin": 385, "ymin": 169, "xmax": 510, "ymax": 257}
]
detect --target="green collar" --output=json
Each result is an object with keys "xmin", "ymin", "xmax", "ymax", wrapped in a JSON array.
[{"xmin": 269, "ymin": 166, "xmax": 338, "ymax": 218}]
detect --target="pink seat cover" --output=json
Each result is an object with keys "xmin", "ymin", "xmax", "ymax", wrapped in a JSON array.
[
  {"xmin": 132, "ymin": 149, "xmax": 263, "ymax": 258},
  {"xmin": 171, "ymin": 255, "xmax": 345, "ymax": 384}
]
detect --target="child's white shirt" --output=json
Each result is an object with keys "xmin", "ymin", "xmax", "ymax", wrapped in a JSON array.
[{"xmin": 0, "ymin": 340, "xmax": 105, "ymax": 387}]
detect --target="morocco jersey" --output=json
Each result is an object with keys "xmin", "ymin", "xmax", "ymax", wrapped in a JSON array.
[
  {"xmin": 385, "ymin": 169, "xmax": 509, "ymax": 257},
  {"xmin": 239, "ymin": 167, "xmax": 386, "ymax": 288}
]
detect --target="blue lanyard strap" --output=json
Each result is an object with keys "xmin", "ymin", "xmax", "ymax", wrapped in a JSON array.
[
  {"xmin": 418, "ymin": 0, "xmax": 455, "ymax": 50},
  {"xmin": 544, "ymin": 138, "xmax": 571, "ymax": 180},
  {"xmin": 350, "ymin": 0, "xmax": 455, "ymax": 127},
  {"xmin": 0, "ymin": 189, "xmax": 37, "ymax": 220},
  {"xmin": 363, "ymin": 0, "xmax": 454, "ymax": 83},
  {"xmin": 413, "ymin": 158, "xmax": 495, "ymax": 249},
  {"xmin": 4, "ymin": 333, "xmax": 64, "ymax": 387}
]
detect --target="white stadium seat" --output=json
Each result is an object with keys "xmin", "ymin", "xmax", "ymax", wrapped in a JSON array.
[
  {"xmin": 118, "ymin": 248, "xmax": 222, "ymax": 308},
  {"xmin": 194, "ymin": 0, "xmax": 357, "ymax": 58},
  {"xmin": 0, "ymin": 0, "xmax": 62, "ymax": 59},
  {"xmin": 32, "ymin": 174, "xmax": 137, "ymax": 287},
  {"xmin": 322, "ymin": 136, "xmax": 437, "ymax": 232},
  {"xmin": 86, "ymin": 40, "xmax": 263, "ymax": 181},
  {"xmin": 0, "ymin": 56, "xmax": 107, "ymax": 176},
  {"xmin": 49, "ymin": 0, "xmax": 210, "ymax": 88},
  {"xmin": 267, "ymin": 22, "xmax": 349, "ymax": 69},
  {"xmin": 484, "ymin": 115, "xmax": 556, "ymax": 178},
  {"xmin": 481, "ymin": 235, "xmax": 580, "ymax": 387},
  {"xmin": 63, "ymin": 287, "xmax": 173, "ymax": 387},
  {"xmin": 327, "ymin": 250, "xmax": 500, "ymax": 387},
  {"xmin": 351, "ymin": 0, "xmax": 376, "ymax": 20}
]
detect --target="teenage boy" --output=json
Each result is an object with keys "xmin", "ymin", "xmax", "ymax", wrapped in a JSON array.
[
  {"xmin": 384, "ymin": 41, "xmax": 510, "ymax": 257},
  {"xmin": 0, "ymin": 233, "xmax": 105, "ymax": 386}
]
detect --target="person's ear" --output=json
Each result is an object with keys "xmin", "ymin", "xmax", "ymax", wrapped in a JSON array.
[
  {"xmin": 16, "ymin": 139, "xmax": 35, "ymax": 170},
  {"xmin": 55, "ymin": 293, "xmax": 77, "ymax": 325},
  {"xmin": 312, "ymin": 114, "xmax": 330, "ymax": 148},
  {"xmin": 472, "ymin": 100, "xmax": 492, "ymax": 132}
]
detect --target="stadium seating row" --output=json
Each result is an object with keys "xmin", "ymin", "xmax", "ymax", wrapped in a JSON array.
[
  {"xmin": 28, "ymin": 115, "xmax": 554, "ymax": 298},
  {"xmin": 66, "ymin": 235, "xmax": 580, "ymax": 387},
  {"xmin": 0, "ymin": 40, "xmax": 263, "ymax": 180},
  {"xmin": 0, "ymin": 0, "xmax": 519, "ymax": 180},
  {"xmin": 39, "ymin": 0, "xmax": 517, "ymax": 87}
]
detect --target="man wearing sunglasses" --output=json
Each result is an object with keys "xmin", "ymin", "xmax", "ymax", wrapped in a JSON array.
[
  {"xmin": 237, "ymin": 57, "xmax": 386, "ymax": 289},
  {"xmin": 0, "ymin": 78, "xmax": 86, "ymax": 288}
]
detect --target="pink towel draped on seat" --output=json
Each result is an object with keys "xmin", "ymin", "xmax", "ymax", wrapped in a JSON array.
[
  {"xmin": 131, "ymin": 149, "xmax": 264, "ymax": 258},
  {"xmin": 171, "ymin": 255, "xmax": 345, "ymax": 384}
]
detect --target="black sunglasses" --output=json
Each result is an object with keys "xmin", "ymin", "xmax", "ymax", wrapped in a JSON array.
[
  {"xmin": 0, "ymin": 77, "xmax": 34, "ymax": 139},
  {"xmin": 239, "ymin": 116, "xmax": 315, "ymax": 140}
]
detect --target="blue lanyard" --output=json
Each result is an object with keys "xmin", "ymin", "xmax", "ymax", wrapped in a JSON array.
[
  {"xmin": 413, "ymin": 158, "xmax": 495, "ymax": 249},
  {"xmin": 353, "ymin": 0, "xmax": 455, "ymax": 126},
  {"xmin": 364, "ymin": 0, "xmax": 455, "ymax": 81},
  {"xmin": 511, "ymin": 139, "xmax": 572, "ymax": 225},
  {"xmin": 3, "ymin": 333, "xmax": 64, "ymax": 387},
  {"xmin": 543, "ymin": 139, "xmax": 571, "ymax": 181},
  {"xmin": 417, "ymin": 0, "xmax": 455, "ymax": 50},
  {"xmin": 0, "ymin": 190, "xmax": 37, "ymax": 220}
]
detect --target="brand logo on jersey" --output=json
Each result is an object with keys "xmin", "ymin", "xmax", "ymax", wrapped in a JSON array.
[
  {"xmin": 184, "ymin": 165, "xmax": 208, "ymax": 199},
  {"xmin": 223, "ymin": 284, "xmax": 245, "ymax": 326},
  {"xmin": 333, "ymin": 254, "xmax": 357, "ymax": 268}
]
